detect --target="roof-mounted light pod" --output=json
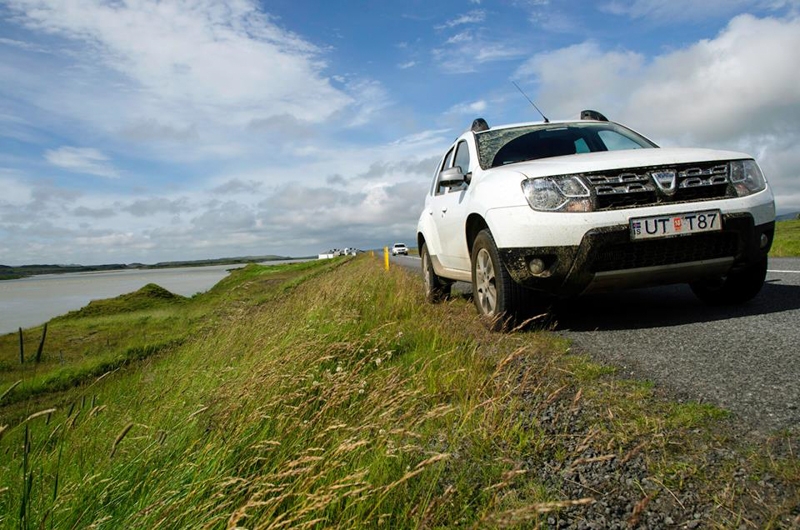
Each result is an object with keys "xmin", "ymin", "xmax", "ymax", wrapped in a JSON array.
[
  {"xmin": 471, "ymin": 118, "xmax": 489, "ymax": 132},
  {"xmin": 580, "ymin": 110, "xmax": 608, "ymax": 122}
]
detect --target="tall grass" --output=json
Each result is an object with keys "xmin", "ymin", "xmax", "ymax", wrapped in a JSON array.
[
  {"xmin": 0, "ymin": 256, "xmax": 797, "ymax": 528},
  {"xmin": 771, "ymin": 219, "xmax": 800, "ymax": 257}
]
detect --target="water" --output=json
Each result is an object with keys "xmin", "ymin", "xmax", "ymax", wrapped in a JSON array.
[{"xmin": 0, "ymin": 261, "xmax": 302, "ymax": 335}]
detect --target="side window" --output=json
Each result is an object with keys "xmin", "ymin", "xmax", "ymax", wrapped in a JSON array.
[
  {"xmin": 453, "ymin": 141, "xmax": 471, "ymax": 175},
  {"xmin": 441, "ymin": 147, "xmax": 455, "ymax": 172},
  {"xmin": 446, "ymin": 140, "xmax": 471, "ymax": 193},
  {"xmin": 435, "ymin": 146, "xmax": 456, "ymax": 195}
]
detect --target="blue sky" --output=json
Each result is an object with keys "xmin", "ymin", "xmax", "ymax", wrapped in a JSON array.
[{"xmin": 1, "ymin": 0, "xmax": 799, "ymax": 265}]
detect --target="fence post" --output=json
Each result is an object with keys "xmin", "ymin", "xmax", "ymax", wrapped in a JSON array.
[
  {"xmin": 19, "ymin": 327, "xmax": 24, "ymax": 364},
  {"xmin": 35, "ymin": 322, "xmax": 48, "ymax": 363},
  {"xmin": 384, "ymin": 247, "xmax": 390, "ymax": 271}
]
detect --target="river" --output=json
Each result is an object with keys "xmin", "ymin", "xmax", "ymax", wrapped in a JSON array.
[{"xmin": 0, "ymin": 261, "xmax": 304, "ymax": 335}]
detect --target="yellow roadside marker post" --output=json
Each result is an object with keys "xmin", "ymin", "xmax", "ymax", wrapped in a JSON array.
[{"xmin": 384, "ymin": 247, "xmax": 390, "ymax": 271}]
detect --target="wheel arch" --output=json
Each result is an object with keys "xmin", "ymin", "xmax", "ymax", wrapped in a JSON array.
[
  {"xmin": 465, "ymin": 214, "xmax": 490, "ymax": 257},
  {"xmin": 417, "ymin": 232, "xmax": 426, "ymax": 252}
]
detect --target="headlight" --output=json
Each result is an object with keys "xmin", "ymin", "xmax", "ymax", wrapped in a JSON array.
[
  {"xmin": 521, "ymin": 176, "xmax": 592, "ymax": 212},
  {"xmin": 730, "ymin": 160, "xmax": 767, "ymax": 197}
]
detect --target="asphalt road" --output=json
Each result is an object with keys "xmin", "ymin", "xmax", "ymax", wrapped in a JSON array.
[{"xmin": 392, "ymin": 254, "xmax": 800, "ymax": 433}]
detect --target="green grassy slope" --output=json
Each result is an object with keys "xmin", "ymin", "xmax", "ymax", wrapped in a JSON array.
[
  {"xmin": 0, "ymin": 257, "xmax": 797, "ymax": 528},
  {"xmin": 771, "ymin": 219, "xmax": 800, "ymax": 257}
]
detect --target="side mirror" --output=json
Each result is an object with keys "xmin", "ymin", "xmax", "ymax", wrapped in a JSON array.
[{"xmin": 438, "ymin": 166, "xmax": 468, "ymax": 188}]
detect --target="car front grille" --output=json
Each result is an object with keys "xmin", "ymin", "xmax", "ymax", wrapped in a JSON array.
[
  {"xmin": 590, "ymin": 231, "xmax": 739, "ymax": 273},
  {"xmin": 581, "ymin": 162, "xmax": 735, "ymax": 211}
]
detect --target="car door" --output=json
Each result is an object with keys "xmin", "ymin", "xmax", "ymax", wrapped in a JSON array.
[
  {"xmin": 433, "ymin": 139, "xmax": 473, "ymax": 272},
  {"xmin": 422, "ymin": 145, "xmax": 454, "ymax": 264}
]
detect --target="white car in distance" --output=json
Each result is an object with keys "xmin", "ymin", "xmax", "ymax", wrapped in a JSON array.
[
  {"xmin": 416, "ymin": 111, "xmax": 775, "ymax": 329},
  {"xmin": 391, "ymin": 243, "xmax": 409, "ymax": 256}
]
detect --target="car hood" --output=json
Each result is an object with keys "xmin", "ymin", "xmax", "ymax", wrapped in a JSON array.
[{"xmin": 491, "ymin": 147, "xmax": 751, "ymax": 178}]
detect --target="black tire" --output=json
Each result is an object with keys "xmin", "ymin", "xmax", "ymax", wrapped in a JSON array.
[
  {"xmin": 471, "ymin": 229, "xmax": 528, "ymax": 330},
  {"xmin": 421, "ymin": 243, "xmax": 451, "ymax": 303},
  {"xmin": 690, "ymin": 257, "xmax": 768, "ymax": 305}
]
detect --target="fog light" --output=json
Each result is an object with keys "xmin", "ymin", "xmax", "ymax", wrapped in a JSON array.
[
  {"xmin": 528, "ymin": 258, "xmax": 545, "ymax": 275},
  {"xmin": 760, "ymin": 233, "xmax": 769, "ymax": 249}
]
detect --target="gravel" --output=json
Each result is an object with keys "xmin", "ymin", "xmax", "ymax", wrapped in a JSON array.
[{"xmin": 521, "ymin": 384, "xmax": 798, "ymax": 529}]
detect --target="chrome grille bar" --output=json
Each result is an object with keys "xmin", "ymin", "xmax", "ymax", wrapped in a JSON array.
[{"xmin": 578, "ymin": 161, "xmax": 733, "ymax": 210}]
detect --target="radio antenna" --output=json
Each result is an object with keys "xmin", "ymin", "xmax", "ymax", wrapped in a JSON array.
[{"xmin": 512, "ymin": 81, "xmax": 549, "ymax": 123}]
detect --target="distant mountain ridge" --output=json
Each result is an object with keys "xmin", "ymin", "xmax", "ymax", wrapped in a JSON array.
[{"xmin": 0, "ymin": 255, "xmax": 306, "ymax": 281}]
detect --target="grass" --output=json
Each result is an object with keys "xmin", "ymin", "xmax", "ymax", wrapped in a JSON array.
[
  {"xmin": 771, "ymin": 219, "xmax": 800, "ymax": 257},
  {"xmin": 0, "ymin": 256, "xmax": 797, "ymax": 528}
]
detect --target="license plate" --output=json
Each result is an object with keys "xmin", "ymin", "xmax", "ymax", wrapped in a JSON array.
[{"xmin": 630, "ymin": 210, "xmax": 722, "ymax": 240}]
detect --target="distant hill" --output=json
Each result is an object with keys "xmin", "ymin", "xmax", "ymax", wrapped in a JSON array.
[
  {"xmin": 143, "ymin": 255, "xmax": 293, "ymax": 268},
  {"xmin": 0, "ymin": 255, "xmax": 304, "ymax": 280},
  {"xmin": 777, "ymin": 212, "xmax": 800, "ymax": 221},
  {"xmin": 0, "ymin": 263, "xmax": 128, "ymax": 280}
]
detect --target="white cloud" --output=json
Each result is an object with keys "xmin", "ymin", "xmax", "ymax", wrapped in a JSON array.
[
  {"xmin": 398, "ymin": 61, "xmax": 417, "ymax": 69},
  {"xmin": 3, "ymin": 0, "xmax": 353, "ymax": 155},
  {"xmin": 626, "ymin": 15, "xmax": 800, "ymax": 144},
  {"xmin": 436, "ymin": 10, "xmax": 486, "ymax": 29},
  {"xmin": 446, "ymin": 31, "xmax": 473, "ymax": 45},
  {"xmin": 516, "ymin": 14, "xmax": 800, "ymax": 212},
  {"xmin": 44, "ymin": 146, "xmax": 120, "ymax": 178},
  {"xmin": 0, "ymin": 37, "xmax": 49, "ymax": 53},
  {"xmin": 123, "ymin": 197, "xmax": 192, "ymax": 218},
  {"xmin": 72, "ymin": 206, "xmax": 115, "ymax": 218},
  {"xmin": 448, "ymin": 99, "xmax": 488, "ymax": 115},
  {"xmin": 1, "ymin": 123, "xmax": 452, "ymax": 264},
  {"xmin": 0, "ymin": 174, "xmax": 33, "ymax": 206},
  {"xmin": 341, "ymin": 78, "xmax": 391, "ymax": 127},
  {"xmin": 432, "ymin": 7, "xmax": 523, "ymax": 72},
  {"xmin": 434, "ymin": 39, "xmax": 523, "ymax": 73},
  {"xmin": 210, "ymin": 179, "xmax": 263, "ymax": 195},
  {"xmin": 515, "ymin": 42, "xmax": 645, "ymax": 118},
  {"xmin": 601, "ymin": 0, "xmax": 792, "ymax": 21}
]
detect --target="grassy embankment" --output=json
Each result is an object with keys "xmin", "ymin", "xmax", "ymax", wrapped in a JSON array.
[
  {"xmin": 771, "ymin": 219, "xmax": 800, "ymax": 257},
  {"xmin": 1, "ymin": 256, "xmax": 798, "ymax": 528}
]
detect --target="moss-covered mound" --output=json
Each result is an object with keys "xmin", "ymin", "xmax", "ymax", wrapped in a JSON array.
[{"xmin": 61, "ymin": 283, "xmax": 187, "ymax": 319}]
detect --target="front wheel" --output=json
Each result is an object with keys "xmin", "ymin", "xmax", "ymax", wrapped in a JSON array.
[
  {"xmin": 421, "ymin": 243, "xmax": 451, "ymax": 303},
  {"xmin": 690, "ymin": 257, "xmax": 768, "ymax": 305},
  {"xmin": 471, "ymin": 230, "xmax": 527, "ymax": 330}
]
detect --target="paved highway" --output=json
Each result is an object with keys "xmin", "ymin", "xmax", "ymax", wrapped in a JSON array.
[{"xmin": 393, "ymin": 255, "xmax": 800, "ymax": 433}]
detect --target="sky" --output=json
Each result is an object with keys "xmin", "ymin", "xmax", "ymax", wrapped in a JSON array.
[{"xmin": 1, "ymin": 0, "xmax": 799, "ymax": 265}]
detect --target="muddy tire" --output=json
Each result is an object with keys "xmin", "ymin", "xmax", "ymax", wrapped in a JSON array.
[
  {"xmin": 421, "ymin": 242, "xmax": 451, "ymax": 303},
  {"xmin": 690, "ymin": 257, "xmax": 768, "ymax": 305},
  {"xmin": 471, "ymin": 229, "xmax": 528, "ymax": 331}
]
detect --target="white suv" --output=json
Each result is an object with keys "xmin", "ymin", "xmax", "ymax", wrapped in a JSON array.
[
  {"xmin": 416, "ymin": 111, "xmax": 775, "ymax": 327},
  {"xmin": 391, "ymin": 243, "xmax": 409, "ymax": 256}
]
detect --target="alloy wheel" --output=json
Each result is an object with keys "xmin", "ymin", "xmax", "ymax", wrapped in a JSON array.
[
  {"xmin": 475, "ymin": 248, "xmax": 497, "ymax": 315},
  {"xmin": 422, "ymin": 251, "xmax": 432, "ymax": 294}
]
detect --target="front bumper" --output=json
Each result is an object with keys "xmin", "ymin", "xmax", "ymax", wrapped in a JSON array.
[{"xmin": 498, "ymin": 213, "xmax": 774, "ymax": 296}]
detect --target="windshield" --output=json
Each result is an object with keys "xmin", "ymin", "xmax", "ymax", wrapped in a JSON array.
[{"xmin": 475, "ymin": 122, "xmax": 658, "ymax": 169}]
